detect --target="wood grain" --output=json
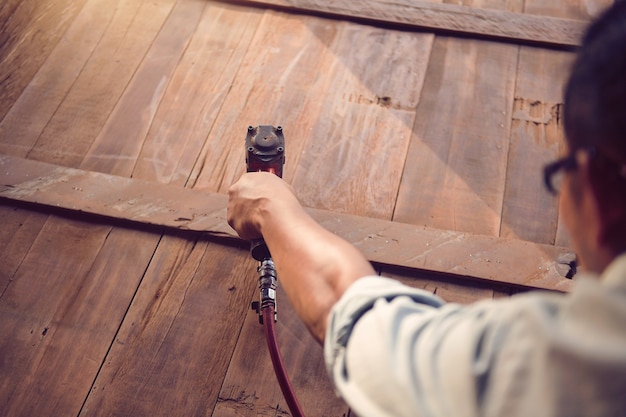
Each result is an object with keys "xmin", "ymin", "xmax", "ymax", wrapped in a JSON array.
[
  {"xmin": 80, "ymin": 4, "xmax": 275, "ymax": 416},
  {"xmin": 500, "ymin": 0, "xmax": 609, "ymax": 246},
  {"xmin": 388, "ymin": 0, "xmax": 523, "ymax": 303},
  {"xmin": 25, "ymin": 0, "xmax": 176, "ymax": 168},
  {"xmin": 0, "ymin": 0, "xmax": 189, "ymax": 415},
  {"xmin": 227, "ymin": 0, "xmax": 588, "ymax": 48},
  {"xmin": 382, "ymin": 267, "xmax": 513, "ymax": 304},
  {"xmin": 0, "ymin": 0, "xmax": 87, "ymax": 122},
  {"xmin": 0, "ymin": 218, "xmax": 157, "ymax": 416},
  {"xmin": 394, "ymin": 37, "xmax": 518, "ymax": 237},
  {"xmin": 290, "ymin": 21, "xmax": 433, "ymax": 219},
  {"xmin": 80, "ymin": 240, "xmax": 258, "ymax": 417},
  {"xmin": 500, "ymin": 93, "xmax": 567, "ymax": 243},
  {"xmin": 0, "ymin": 0, "xmax": 110, "ymax": 158},
  {"xmin": 194, "ymin": 9, "xmax": 416, "ymax": 414},
  {"xmin": 81, "ymin": 0, "xmax": 207, "ymax": 177},
  {"xmin": 0, "ymin": 206, "xmax": 47, "ymax": 298}
]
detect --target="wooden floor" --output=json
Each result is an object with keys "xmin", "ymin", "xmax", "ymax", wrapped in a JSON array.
[{"xmin": 0, "ymin": 0, "xmax": 611, "ymax": 416}]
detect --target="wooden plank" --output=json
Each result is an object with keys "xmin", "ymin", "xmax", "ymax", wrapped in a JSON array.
[
  {"xmin": 0, "ymin": 0, "xmax": 87, "ymax": 122},
  {"xmin": 226, "ymin": 0, "xmax": 588, "ymax": 48},
  {"xmin": 499, "ymin": 63, "xmax": 569, "ymax": 244},
  {"xmin": 80, "ymin": 239, "xmax": 259, "ymax": 417},
  {"xmin": 23, "ymin": 0, "xmax": 176, "ymax": 168},
  {"xmin": 0, "ymin": 154, "xmax": 573, "ymax": 291},
  {"xmin": 0, "ymin": 0, "xmax": 198, "ymax": 415},
  {"xmin": 0, "ymin": 0, "xmax": 119, "ymax": 158},
  {"xmin": 382, "ymin": 267, "xmax": 512, "ymax": 304},
  {"xmin": 185, "ymin": 7, "xmax": 430, "ymax": 215},
  {"xmin": 521, "ymin": 0, "xmax": 611, "ymax": 250},
  {"xmin": 0, "ymin": 206, "xmax": 47, "ymax": 297},
  {"xmin": 290, "ymin": 21, "xmax": 433, "ymax": 219},
  {"xmin": 0, "ymin": 218, "xmax": 158, "ymax": 416},
  {"xmin": 80, "ymin": 0, "xmax": 207, "ymax": 177},
  {"xmin": 394, "ymin": 35, "xmax": 519, "ymax": 237},
  {"xmin": 390, "ymin": 0, "xmax": 522, "ymax": 302}
]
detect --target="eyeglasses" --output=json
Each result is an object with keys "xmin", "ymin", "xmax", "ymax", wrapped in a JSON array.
[
  {"xmin": 543, "ymin": 153, "xmax": 580, "ymax": 195},
  {"xmin": 543, "ymin": 147, "xmax": 626, "ymax": 196}
]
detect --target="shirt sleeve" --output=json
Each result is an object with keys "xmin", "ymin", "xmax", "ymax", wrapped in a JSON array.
[
  {"xmin": 324, "ymin": 276, "xmax": 447, "ymax": 417},
  {"xmin": 324, "ymin": 276, "xmax": 567, "ymax": 417}
]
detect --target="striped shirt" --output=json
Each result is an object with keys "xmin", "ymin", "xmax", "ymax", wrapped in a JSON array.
[{"xmin": 325, "ymin": 254, "xmax": 626, "ymax": 417}]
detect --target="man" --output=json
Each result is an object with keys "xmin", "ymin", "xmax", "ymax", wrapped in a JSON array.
[{"xmin": 227, "ymin": 2, "xmax": 626, "ymax": 416}]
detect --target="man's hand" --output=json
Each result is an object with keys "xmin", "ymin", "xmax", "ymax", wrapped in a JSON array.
[{"xmin": 227, "ymin": 172, "xmax": 300, "ymax": 240}]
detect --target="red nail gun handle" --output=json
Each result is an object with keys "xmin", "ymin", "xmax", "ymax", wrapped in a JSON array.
[{"xmin": 245, "ymin": 125, "xmax": 286, "ymax": 261}]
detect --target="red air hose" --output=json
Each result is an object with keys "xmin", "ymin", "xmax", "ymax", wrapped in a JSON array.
[{"xmin": 262, "ymin": 305, "xmax": 305, "ymax": 417}]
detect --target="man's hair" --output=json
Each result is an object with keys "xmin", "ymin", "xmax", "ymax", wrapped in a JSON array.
[{"xmin": 564, "ymin": 1, "xmax": 626, "ymax": 162}]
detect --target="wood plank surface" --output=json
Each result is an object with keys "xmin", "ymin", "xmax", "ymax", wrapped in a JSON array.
[
  {"xmin": 214, "ymin": 284, "xmax": 343, "ymax": 417},
  {"xmin": 0, "ymin": 0, "xmax": 597, "ymax": 415},
  {"xmin": 80, "ymin": 0, "xmax": 206, "ymax": 177},
  {"xmin": 394, "ymin": 5, "xmax": 520, "ymax": 237},
  {"xmin": 0, "ymin": 0, "xmax": 185, "ymax": 415},
  {"xmin": 383, "ymin": 267, "xmax": 512, "ymax": 304},
  {"xmin": 73, "ymin": 4, "xmax": 338, "ymax": 415},
  {"xmin": 0, "ymin": 218, "xmax": 157, "ymax": 416},
  {"xmin": 69, "ymin": 2, "xmax": 265, "ymax": 416},
  {"xmin": 79, "ymin": 6, "xmax": 268, "ymax": 415},
  {"xmin": 0, "ymin": 207, "xmax": 47, "ymax": 299},
  {"xmin": 0, "ymin": 0, "xmax": 87, "ymax": 121},
  {"xmin": 0, "ymin": 0, "xmax": 109, "ymax": 327},
  {"xmin": 0, "ymin": 154, "xmax": 573, "ymax": 292},
  {"xmin": 227, "ymin": 0, "xmax": 588, "ymax": 48},
  {"xmin": 210, "ymin": 11, "xmax": 435, "ymax": 416},
  {"xmin": 499, "ymin": 57, "xmax": 569, "ymax": 244},
  {"xmin": 24, "ymin": 0, "xmax": 177, "ymax": 168},
  {"xmin": 80, "ymin": 239, "xmax": 258, "ymax": 417},
  {"xmin": 290, "ymin": 22, "xmax": 433, "ymax": 219},
  {"xmin": 0, "ymin": 0, "xmax": 109, "ymax": 158}
]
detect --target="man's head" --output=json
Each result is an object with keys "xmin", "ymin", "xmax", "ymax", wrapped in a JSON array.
[
  {"xmin": 564, "ymin": 1, "xmax": 626, "ymax": 160},
  {"xmin": 559, "ymin": 1, "xmax": 626, "ymax": 273}
]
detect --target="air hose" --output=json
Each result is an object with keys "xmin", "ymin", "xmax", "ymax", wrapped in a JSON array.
[
  {"xmin": 252, "ymin": 259, "xmax": 305, "ymax": 417},
  {"xmin": 263, "ymin": 305, "xmax": 305, "ymax": 417}
]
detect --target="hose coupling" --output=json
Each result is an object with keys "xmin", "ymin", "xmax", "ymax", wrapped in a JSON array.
[{"xmin": 251, "ymin": 258, "xmax": 278, "ymax": 324}]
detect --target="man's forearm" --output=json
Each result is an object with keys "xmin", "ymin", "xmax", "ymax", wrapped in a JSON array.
[
  {"xmin": 259, "ymin": 200, "xmax": 376, "ymax": 343},
  {"xmin": 227, "ymin": 172, "xmax": 376, "ymax": 343}
]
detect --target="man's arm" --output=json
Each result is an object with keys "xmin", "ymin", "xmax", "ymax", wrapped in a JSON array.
[{"xmin": 227, "ymin": 172, "xmax": 376, "ymax": 343}]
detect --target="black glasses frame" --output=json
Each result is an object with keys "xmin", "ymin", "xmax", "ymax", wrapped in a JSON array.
[
  {"xmin": 543, "ymin": 153, "xmax": 581, "ymax": 196},
  {"xmin": 544, "ymin": 147, "xmax": 626, "ymax": 196}
]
